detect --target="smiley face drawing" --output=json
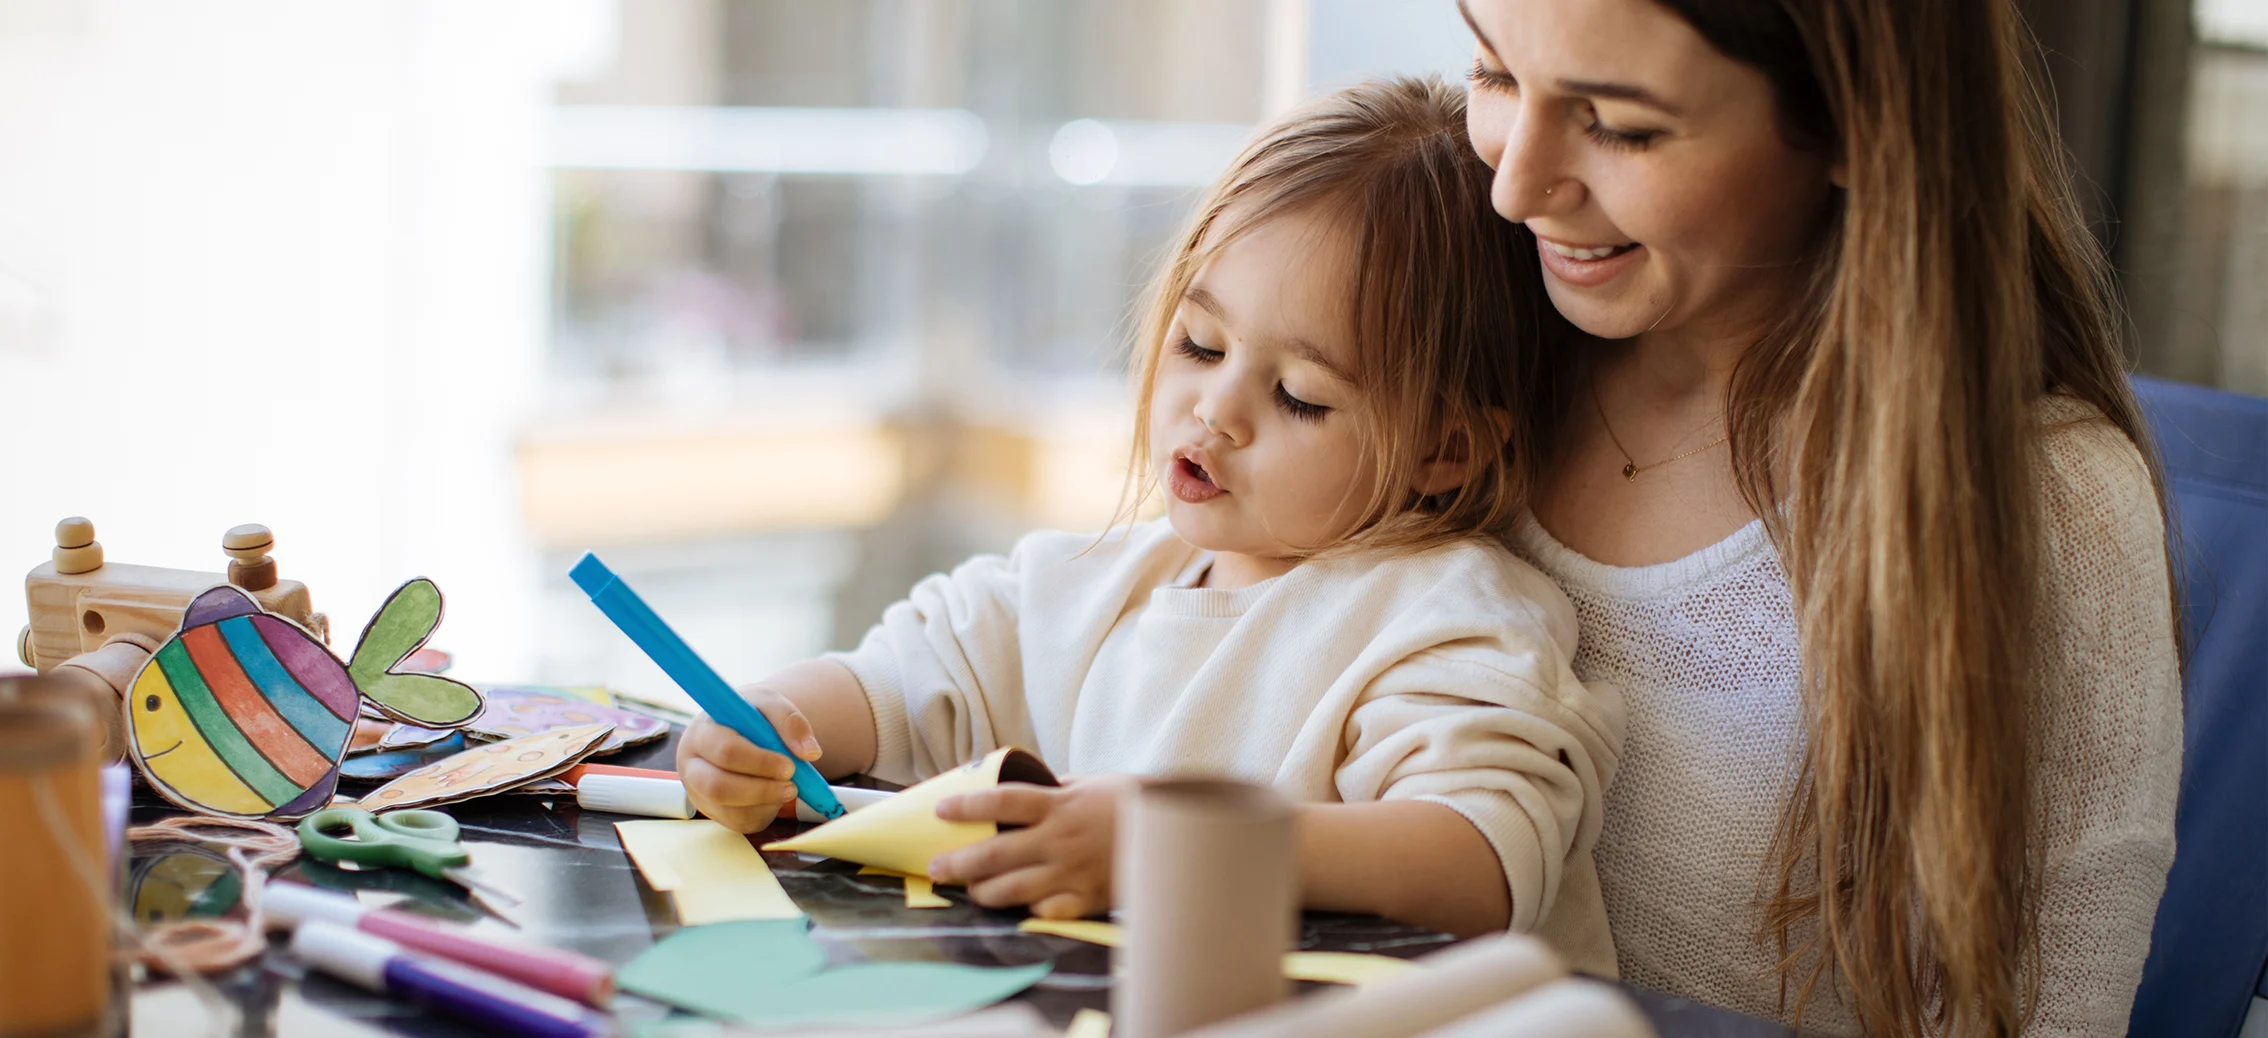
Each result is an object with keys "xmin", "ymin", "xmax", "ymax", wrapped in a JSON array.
[{"xmin": 126, "ymin": 580, "xmax": 483, "ymax": 820}]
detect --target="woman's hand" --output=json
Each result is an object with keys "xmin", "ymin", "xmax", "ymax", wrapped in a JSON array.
[
  {"xmin": 927, "ymin": 775, "xmax": 1143, "ymax": 919},
  {"xmin": 674, "ymin": 687, "xmax": 824, "ymax": 833}
]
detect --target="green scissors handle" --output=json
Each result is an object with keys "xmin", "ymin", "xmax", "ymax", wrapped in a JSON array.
[{"xmin": 298, "ymin": 806, "xmax": 470, "ymax": 881}]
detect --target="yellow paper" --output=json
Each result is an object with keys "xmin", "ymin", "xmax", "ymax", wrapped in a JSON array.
[
  {"xmin": 1017, "ymin": 920, "xmax": 1414, "ymax": 987},
  {"xmin": 616, "ymin": 819, "xmax": 802, "ymax": 923},
  {"xmin": 764, "ymin": 747, "xmax": 1053, "ymax": 877},
  {"xmin": 859, "ymin": 865, "xmax": 952, "ymax": 909},
  {"xmin": 1065, "ymin": 1008, "xmax": 1112, "ymax": 1038},
  {"xmin": 1018, "ymin": 918, "xmax": 1124, "ymax": 946},
  {"xmin": 1282, "ymin": 951, "xmax": 1418, "ymax": 987}
]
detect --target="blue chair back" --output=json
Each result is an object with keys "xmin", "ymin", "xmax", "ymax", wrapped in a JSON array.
[{"xmin": 2126, "ymin": 376, "xmax": 2268, "ymax": 1038}]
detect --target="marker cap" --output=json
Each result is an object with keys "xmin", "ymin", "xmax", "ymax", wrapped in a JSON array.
[
  {"xmin": 292, "ymin": 921, "xmax": 393, "ymax": 991},
  {"xmin": 576, "ymin": 774, "xmax": 694, "ymax": 820},
  {"xmin": 263, "ymin": 884, "xmax": 364, "ymax": 930}
]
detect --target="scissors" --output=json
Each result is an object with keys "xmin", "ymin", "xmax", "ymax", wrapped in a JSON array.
[{"xmin": 297, "ymin": 806, "xmax": 523, "ymax": 920}]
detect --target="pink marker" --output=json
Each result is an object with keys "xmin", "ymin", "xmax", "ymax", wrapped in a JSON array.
[{"xmin": 265, "ymin": 884, "xmax": 614, "ymax": 1007}]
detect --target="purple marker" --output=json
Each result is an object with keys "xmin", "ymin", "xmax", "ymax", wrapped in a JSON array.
[{"xmin": 290, "ymin": 921, "xmax": 613, "ymax": 1038}]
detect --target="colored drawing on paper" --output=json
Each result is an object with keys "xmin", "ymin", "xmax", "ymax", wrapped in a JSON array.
[
  {"xmin": 339, "ymin": 733, "xmax": 469, "ymax": 782},
  {"xmin": 618, "ymin": 920, "xmax": 1051, "ymax": 1029},
  {"xmin": 124, "ymin": 580, "xmax": 485, "ymax": 821},
  {"xmin": 358, "ymin": 723, "xmax": 612, "ymax": 812},
  {"xmin": 467, "ymin": 686, "xmax": 667, "ymax": 755}
]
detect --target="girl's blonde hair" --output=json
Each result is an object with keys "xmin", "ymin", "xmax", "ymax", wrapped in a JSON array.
[
  {"xmin": 1645, "ymin": 2, "xmax": 2172, "ymax": 1034},
  {"xmin": 1124, "ymin": 76, "xmax": 1569, "ymax": 555}
]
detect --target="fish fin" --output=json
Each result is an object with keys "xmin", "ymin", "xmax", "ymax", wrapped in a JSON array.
[
  {"xmin": 346, "ymin": 579, "xmax": 483, "ymax": 727},
  {"xmin": 183, "ymin": 585, "xmax": 262, "ymax": 629}
]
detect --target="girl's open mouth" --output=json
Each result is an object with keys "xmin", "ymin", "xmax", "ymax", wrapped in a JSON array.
[{"xmin": 1168, "ymin": 456, "xmax": 1225, "ymax": 503}]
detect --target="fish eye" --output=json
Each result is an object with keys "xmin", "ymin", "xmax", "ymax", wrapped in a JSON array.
[{"xmin": 144, "ymin": 694, "xmax": 160, "ymax": 712}]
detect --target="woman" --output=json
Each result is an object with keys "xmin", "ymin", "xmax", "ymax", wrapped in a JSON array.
[{"xmin": 1456, "ymin": 1, "xmax": 2181, "ymax": 1035}]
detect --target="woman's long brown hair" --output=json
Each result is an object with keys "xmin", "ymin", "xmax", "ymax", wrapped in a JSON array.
[{"xmin": 1648, "ymin": 1, "xmax": 2167, "ymax": 1034}]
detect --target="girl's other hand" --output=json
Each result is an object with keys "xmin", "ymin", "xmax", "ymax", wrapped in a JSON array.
[
  {"xmin": 927, "ymin": 774, "xmax": 1143, "ymax": 919},
  {"xmin": 673, "ymin": 688, "xmax": 823, "ymax": 833}
]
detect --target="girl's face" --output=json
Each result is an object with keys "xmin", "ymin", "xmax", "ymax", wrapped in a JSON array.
[
  {"xmin": 1459, "ymin": 0, "xmax": 1839, "ymax": 344},
  {"xmin": 1149, "ymin": 208, "xmax": 1378, "ymax": 568}
]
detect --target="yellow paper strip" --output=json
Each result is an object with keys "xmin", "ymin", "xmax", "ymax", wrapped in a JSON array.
[
  {"xmin": 859, "ymin": 865, "xmax": 951, "ymax": 909},
  {"xmin": 615, "ymin": 819, "xmax": 802, "ymax": 923},
  {"xmin": 902, "ymin": 874, "xmax": 949, "ymax": 909},
  {"xmin": 1017, "ymin": 920, "xmax": 1414, "ymax": 987},
  {"xmin": 1065, "ymin": 1008, "xmax": 1112, "ymax": 1038},
  {"xmin": 1282, "ymin": 951, "xmax": 1419, "ymax": 987}
]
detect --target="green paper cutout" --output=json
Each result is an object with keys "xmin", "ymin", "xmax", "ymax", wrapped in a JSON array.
[
  {"xmin": 619, "ymin": 921, "xmax": 1052, "ymax": 1029},
  {"xmin": 347, "ymin": 579, "xmax": 482, "ymax": 726}
]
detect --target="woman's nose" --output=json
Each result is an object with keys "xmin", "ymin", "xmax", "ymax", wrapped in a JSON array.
[{"xmin": 1489, "ymin": 103, "xmax": 1581, "ymax": 221}]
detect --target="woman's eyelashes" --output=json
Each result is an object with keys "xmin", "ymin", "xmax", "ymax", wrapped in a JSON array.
[
  {"xmin": 1584, "ymin": 110, "xmax": 1663, "ymax": 151},
  {"xmin": 1466, "ymin": 59, "xmax": 1515, "ymax": 92},
  {"xmin": 1172, "ymin": 336, "xmax": 1331, "ymax": 424},
  {"xmin": 1465, "ymin": 62, "xmax": 1663, "ymax": 152}
]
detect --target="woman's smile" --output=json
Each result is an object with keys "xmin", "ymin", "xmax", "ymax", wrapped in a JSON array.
[{"xmin": 1535, "ymin": 234, "xmax": 1645, "ymax": 288}]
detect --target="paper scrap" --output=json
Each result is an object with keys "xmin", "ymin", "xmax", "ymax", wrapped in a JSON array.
[
  {"xmin": 1018, "ymin": 918, "xmax": 1124, "ymax": 947},
  {"xmin": 1282, "ymin": 951, "xmax": 1419, "ymax": 986},
  {"xmin": 1065, "ymin": 1009, "xmax": 1112, "ymax": 1038},
  {"xmin": 616, "ymin": 819, "xmax": 802, "ymax": 923},
  {"xmin": 619, "ymin": 920, "xmax": 1051, "ymax": 1029},
  {"xmin": 860, "ymin": 865, "xmax": 951, "ymax": 909},
  {"xmin": 1016, "ymin": 919, "xmax": 1415, "ymax": 987}
]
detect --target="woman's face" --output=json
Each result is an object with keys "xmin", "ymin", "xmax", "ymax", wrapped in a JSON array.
[{"xmin": 1460, "ymin": 0, "xmax": 1839, "ymax": 344}]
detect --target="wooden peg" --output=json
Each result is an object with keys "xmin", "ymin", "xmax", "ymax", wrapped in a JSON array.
[
  {"xmin": 223, "ymin": 523, "xmax": 277, "ymax": 592},
  {"xmin": 51, "ymin": 517, "xmax": 103, "ymax": 575}
]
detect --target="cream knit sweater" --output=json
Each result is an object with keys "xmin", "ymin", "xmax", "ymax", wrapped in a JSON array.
[
  {"xmin": 830, "ymin": 520, "xmax": 1627, "ymax": 976},
  {"xmin": 1509, "ymin": 400, "xmax": 2182, "ymax": 1036}
]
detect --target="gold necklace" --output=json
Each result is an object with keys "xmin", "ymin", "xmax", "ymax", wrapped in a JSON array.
[{"xmin": 1591, "ymin": 383, "xmax": 1729, "ymax": 482}]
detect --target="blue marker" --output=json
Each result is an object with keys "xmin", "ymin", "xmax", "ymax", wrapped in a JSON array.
[{"xmin": 569, "ymin": 552, "xmax": 846, "ymax": 820}]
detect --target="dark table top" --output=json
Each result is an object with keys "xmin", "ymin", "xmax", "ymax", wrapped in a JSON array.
[{"xmin": 123, "ymin": 730, "xmax": 1791, "ymax": 1038}]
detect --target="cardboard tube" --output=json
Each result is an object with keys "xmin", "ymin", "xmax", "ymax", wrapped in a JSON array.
[
  {"xmin": 1178, "ymin": 933, "xmax": 1566, "ymax": 1038},
  {"xmin": 1414, "ymin": 978, "xmax": 1654, "ymax": 1038},
  {"xmin": 1113, "ymin": 779, "xmax": 1296, "ymax": 1038},
  {"xmin": 762, "ymin": 747, "xmax": 1055, "ymax": 876}
]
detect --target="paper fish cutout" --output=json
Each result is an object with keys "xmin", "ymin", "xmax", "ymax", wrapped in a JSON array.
[
  {"xmin": 466, "ymin": 685, "xmax": 668, "ymax": 755},
  {"xmin": 358, "ymin": 723, "xmax": 613, "ymax": 813},
  {"xmin": 764, "ymin": 747, "xmax": 1057, "ymax": 878},
  {"xmin": 125, "ymin": 579, "xmax": 483, "ymax": 820}
]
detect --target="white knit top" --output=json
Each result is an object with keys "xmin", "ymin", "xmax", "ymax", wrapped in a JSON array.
[
  {"xmin": 830, "ymin": 520, "xmax": 1626, "ymax": 975},
  {"xmin": 1509, "ymin": 400, "xmax": 2183, "ymax": 1036}
]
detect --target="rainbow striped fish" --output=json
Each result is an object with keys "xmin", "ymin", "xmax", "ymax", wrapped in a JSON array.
[{"xmin": 126, "ymin": 579, "xmax": 482, "ymax": 820}]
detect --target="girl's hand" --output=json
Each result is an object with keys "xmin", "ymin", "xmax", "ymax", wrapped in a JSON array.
[
  {"xmin": 674, "ymin": 688, "xmax": 824, "ymax": 833},
  {"xmin": 928, "ymin": 774, "xmax": 1144, "ymax": 919}
]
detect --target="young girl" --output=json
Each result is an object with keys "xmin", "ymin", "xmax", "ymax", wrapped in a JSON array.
[{"xmin": 677, "ymin": 77, "xmax": 1624, "ymax": 973}]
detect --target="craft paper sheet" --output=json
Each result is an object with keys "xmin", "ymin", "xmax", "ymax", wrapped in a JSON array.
[
  {"xmin": 467, "ymin": 686, "xmax": 668, "ymax": 755},
  {"xmin": 614, "ymin": 819, "xmax": 801, "ymax": 924},
  {"xmin": 358, "ymin": 723, "xmax": 611, "ymax": 812}
]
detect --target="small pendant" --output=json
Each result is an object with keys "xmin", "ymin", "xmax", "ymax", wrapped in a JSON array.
[{"xmin": 1622, "ymin": 462, "xmax": 1638, "ymax": 481}]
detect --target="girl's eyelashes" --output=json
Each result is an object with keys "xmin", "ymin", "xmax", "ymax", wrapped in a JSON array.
[
  {"xmin": 1275, "ymin": 384, "xmax": 1329, "ymax": 423},
  {"xmin": 1173, "ymin": 336, "xmax": 1222, "ymax": 363}
]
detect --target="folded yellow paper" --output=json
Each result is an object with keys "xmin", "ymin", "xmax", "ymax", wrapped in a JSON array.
[
  {"xmin": 764, "ymin": 747, "xmax": 1058, "ymax": 877},
  {"xmin": 616, "ymin": 819, "xmax": 802, "ymax": 924}
]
